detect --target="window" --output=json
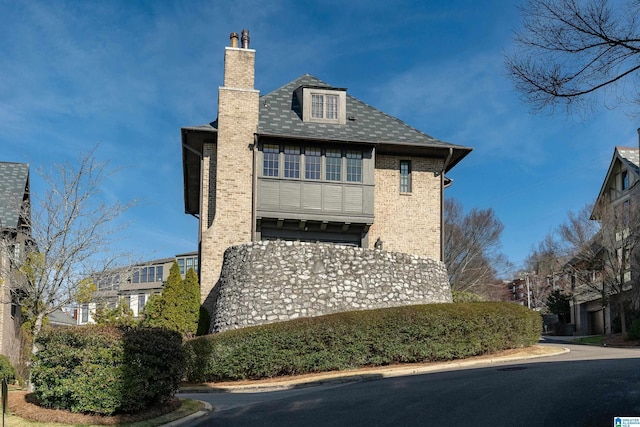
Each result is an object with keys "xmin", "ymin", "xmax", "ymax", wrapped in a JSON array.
[
  {"xmin": 622, "ymin": 170, "xmax": 629, "ymax": 190},
  {"xmin": 311, "ymin": 94, "xmax": 324, "ymax": 118},
  {"xmin": 326, "ymin": 95, "xmax": 338, "ymax": 119},
  {"xmin": 132, "ymin": 269, "xmax": 140, "ymax": 284},
  {"xmin": 155, "ymin": 266, "xmax": 163, "ymax": 282},
  {"xmin": 138, "ymin": 294, "xmax": 146, "ymax": 311},
  {"xmin": 284, "ymin": 146, "xmax": 300, "ymax": 178},
  {"xmin": 311, "ymin": 94, "xmax": 339, "ymax": 120},
  {"xmin": 346, "ymin": 151, "xmax": 362, "ymax": 182},
  {"xmin": 176, "ymin": 257, "xmax": 198, "ymax": 275},
  {"xmin": 305, "ymin": 147, "xmax": 321, "ymax": 179},
  {"xmin": 148, "ymin": 266, "xmax": 155, "ymax": 282},
  {"xmin": 326, "ymin": 149, "xmax": 342, "ymax": 181},
  {"xmin": 141, "ymin": 267, "xmax": 148, "ymax": 283},
  {"xmin": 263, "ymin": 144, "xmax": 279, "ymax": 177},
  {"xmin": 400, "ymin": 160, "xmax": 412, "ymax": 192},
  {"xmin": 82, "ymin": 304, "xmax": 89, "ymax": 323}
]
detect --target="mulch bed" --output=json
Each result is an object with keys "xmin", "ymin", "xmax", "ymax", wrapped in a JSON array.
[{"xmin": 8, "ymin": 391, "xmax": 181, "ymax": 425}]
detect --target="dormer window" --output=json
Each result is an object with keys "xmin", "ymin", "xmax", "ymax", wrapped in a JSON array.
[
  {"xmin": 312, "ymin": 94, "xmax": 338, "ymax": 120},
  {"xmin": 296, "ymin": 85, "xmax": 347, "ymax": 124}
]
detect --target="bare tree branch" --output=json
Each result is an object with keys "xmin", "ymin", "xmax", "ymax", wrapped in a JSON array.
[{"xmin": 506, "ymin": 0, "xmax": 640, "ymax": 113}]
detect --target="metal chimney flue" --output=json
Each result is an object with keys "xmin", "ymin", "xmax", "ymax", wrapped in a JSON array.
[
  {"xmin": 241, "ymin": 29, "xmax": 250, "ymax": 49},
  {"xmin": 230, "ymin": 32, "xmax": 239, "ymax": 48}
]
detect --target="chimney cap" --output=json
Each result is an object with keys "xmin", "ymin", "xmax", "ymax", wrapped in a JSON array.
[
  {"xmin": 230, "ymin": 32, "xmax": 239, "ymax": 48},
  {"xmin": 241, "ymin": 29, "xmax": 250, "ymax": 49}
]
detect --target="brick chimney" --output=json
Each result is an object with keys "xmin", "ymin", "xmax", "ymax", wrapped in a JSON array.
[{"xmin": 198, "ymin": 30, "xmax": 260, "ymax": 311}]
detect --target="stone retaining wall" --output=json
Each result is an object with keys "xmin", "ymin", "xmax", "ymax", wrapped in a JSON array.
[{"xmin": 210, "ymin": 240, "xmax": 452, "ymax": 333}]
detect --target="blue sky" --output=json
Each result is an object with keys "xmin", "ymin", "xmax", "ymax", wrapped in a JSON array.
[{"xmin": 1, "ymin": 0, "xmax": 636, "ymax": 274}]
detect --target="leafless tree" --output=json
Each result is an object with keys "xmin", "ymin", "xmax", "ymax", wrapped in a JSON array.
[
  {"xmin": 592, "ymin": 195, "xmax": 640, "ymax": 336},
  {"xmin": 506, "ymin": 0, "xmax": 640, "ymax": 114},
  {"xmin": 558, "ymin": 203, "xmax": 607, "ymax": 325},
  {"xmin": 559, "ymin": 199, "xmax": 640, "ymax": 336},
  {"xmin": 444, "ymin": 198, "xmax": 511, "ymax": 297},
  {"xmin": 0, "ymin": 148, "xmax": 134, "ymax": 363},
  {"xmin": 522, "ymin": 234, "xmax": 572, "ymax": 310}
]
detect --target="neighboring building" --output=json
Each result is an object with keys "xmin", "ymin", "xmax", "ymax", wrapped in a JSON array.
[
  {"xmin": 507, "ymin": 278, "xmax": 530, "ymax": 307},
  {"xmin": 76, "ymin": 251, "xmax": 198, "ymax": 325},
  {"xmin": 569, "ymin": 145, "xmax": 640, "ymax": 335},
  {"xmin": 0, "ymin": 162, "xmax": 30, "ymax": 365},
  {"xmin": 181, "ymin": 31, "xmax": 472, "ymax": 308}
]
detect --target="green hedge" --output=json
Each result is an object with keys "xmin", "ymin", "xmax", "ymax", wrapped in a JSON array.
[
  {"xmin": 31, "ymin": 326, "xmax": 185, "ymax": 415},
  {"xmin": 184, "ymin": 302, "xmax": 541, "ymax": 382}
]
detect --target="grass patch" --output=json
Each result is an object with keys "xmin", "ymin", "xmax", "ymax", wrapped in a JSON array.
[{"xmin": 574, "ymin": 336, "xmax": 605, "ymax": 345}]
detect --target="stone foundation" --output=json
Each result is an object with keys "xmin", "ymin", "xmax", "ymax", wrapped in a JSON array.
[{"xmin": 210, "ymin": 240, "xmax": 452, "ymax": 333}]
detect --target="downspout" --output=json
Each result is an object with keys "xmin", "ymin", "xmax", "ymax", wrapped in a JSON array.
[
  {"xmin": 252, "ymin": 134, "xmax": 258, "ymax": 241},
  {"xmin": 439, "ymin": 148, "xmax": 454, "ymax": 262}
]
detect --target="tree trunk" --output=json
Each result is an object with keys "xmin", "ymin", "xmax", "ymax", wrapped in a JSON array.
[
  {"xmin": 27, "ymin": 313, "xmax": 44, "ymax": 392},
  {"xmin": 620, "ymin": 301, "xmax": 627, "ymax": 338}
]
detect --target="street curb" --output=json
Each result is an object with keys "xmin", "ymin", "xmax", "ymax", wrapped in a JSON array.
[
  {"xmin": 159, "ymin": 401, "xmax": 212, "ymax": 427},
  {"xmin": 179, "ymin": 345, "xmax": 570, "ymax": 394}
]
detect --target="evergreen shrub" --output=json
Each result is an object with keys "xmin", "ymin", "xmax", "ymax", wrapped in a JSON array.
[
  {"xmin": 184, "ymin": 302, "xmax": 541, "ymax": 382},
  {"xmin": 0, "ymin": 354, "xmax": 15, "ymax": 382},
  {"xmin": 629, "ymin": 318, "xmax": 640, "ymax": 340},
  {"xmin": 31, "ymin": 326, "xmax": 184, "ymax": 415}
]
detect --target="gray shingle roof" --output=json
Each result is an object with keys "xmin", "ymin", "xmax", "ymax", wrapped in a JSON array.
[
  {"xmin": 258, "ymin": 75, "xmax": 461, "ymax": 148},
  {"xmin": 617, "ymin": 146, "xmax": 639, "ymax": 175},
  {"xmin": 0, "ymin": 162, "xmax": 29, "ymax": 229}
]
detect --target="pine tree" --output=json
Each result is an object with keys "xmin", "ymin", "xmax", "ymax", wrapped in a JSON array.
[
  {"xmin": 141, "ymin": 261, "xmax": 201, "ymax": 337},
  {"xmin": 183, "ymin": 267, "xmax": 201, "ymax": 337}
]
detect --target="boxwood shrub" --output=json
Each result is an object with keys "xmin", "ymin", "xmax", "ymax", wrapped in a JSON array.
[
  {"xmin": 184, "ymin": 302, "xmax": 541, "ymax": 382},
  {"xmin": 30, "ymin": 326, "xmax": 184, "ymax": 415}
]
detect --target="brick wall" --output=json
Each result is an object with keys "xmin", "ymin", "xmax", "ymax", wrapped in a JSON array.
[{"xmin": 368, "ymin": 154, "xmax": 444, "ymax": 260}]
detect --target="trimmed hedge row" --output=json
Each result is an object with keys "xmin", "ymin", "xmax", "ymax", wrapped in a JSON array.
[
  {"xmin": 184, "ymin": 302, "xmax": 541, "ymax": 382},
  {"xmin": 31, "ymin": 326, "xmax": 184, "ymax": 415}
]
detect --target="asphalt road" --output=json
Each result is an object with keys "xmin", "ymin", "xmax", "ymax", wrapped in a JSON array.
[{"xmin": 180, "ymin": 343, "xmax": 640, "ymax": 427}]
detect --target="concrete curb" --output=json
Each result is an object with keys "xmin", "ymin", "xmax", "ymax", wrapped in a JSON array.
[
  {"xmin": 159, "ymin": 401, "xmax": 212, "ymax": 427},
  {"xmin": 179, "ymin": 345, "xmax": 570, "ymax": 394}
]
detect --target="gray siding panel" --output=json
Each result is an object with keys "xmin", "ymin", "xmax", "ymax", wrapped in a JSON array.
[
  {"xmin": 323, "ymin": 184, "xmax": 343, "ymax": 212},
  {"xmin": 257, "ymin": 177, "xmax": 374, "ymax": 221},
  {"xmin": 302, "ymin": 183, "xmax": 322, "ymax": 210},
  {"xmin": 344, "ymin": 186, "xmax": 363, "ymax": 213},
  {"xmin": 281, "ymin": 182, "xmax": 301, "ymax": 209}
]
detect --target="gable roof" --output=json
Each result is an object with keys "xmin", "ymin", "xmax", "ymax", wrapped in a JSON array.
[
  {"xmin": 0, "ymin": 162, "xmax": 29, "ymax": 230},
  {"xmin": 592, "ymin": 146, "xmax": 639, "ymax": 218}
]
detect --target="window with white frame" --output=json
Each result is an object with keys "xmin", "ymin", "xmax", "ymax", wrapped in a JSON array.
[{"xmin": 311, "ymin": 94, "xmax": 339, "ymax": 120}]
